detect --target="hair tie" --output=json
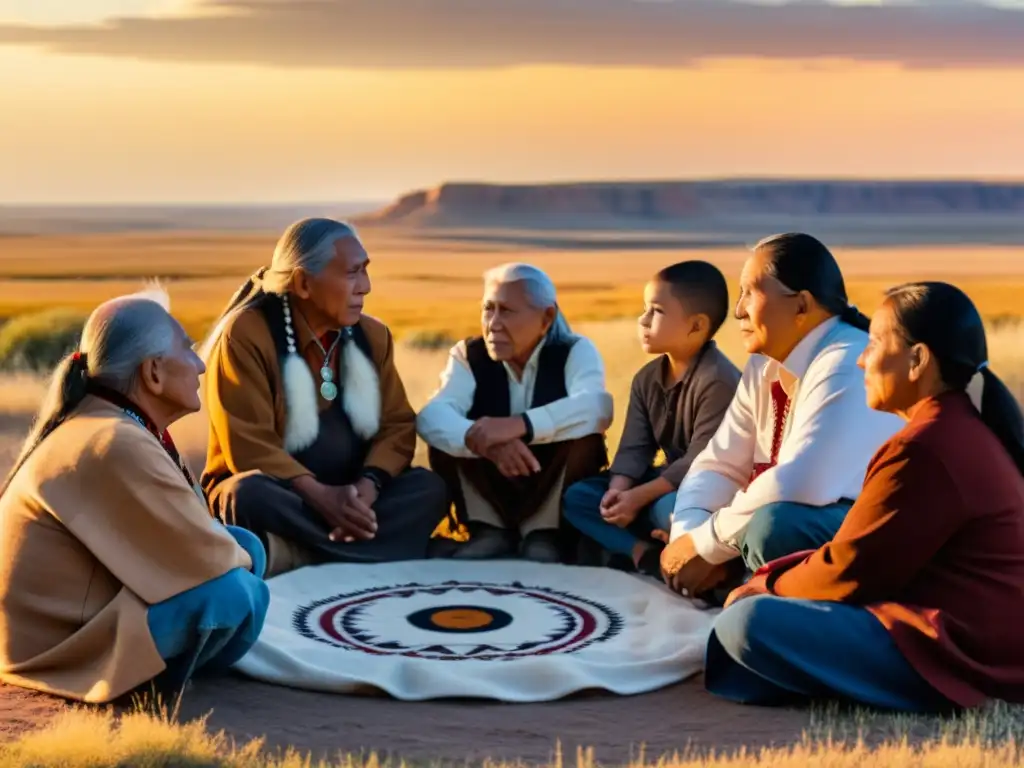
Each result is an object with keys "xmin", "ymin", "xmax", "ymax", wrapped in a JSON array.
[{"xmin": 967, "ymin": 365, "xmax": 987, "ymax": 412}]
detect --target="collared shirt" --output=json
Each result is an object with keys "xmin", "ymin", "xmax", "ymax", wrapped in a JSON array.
[
  {"xmin": 416, "ymin": 334, "xmax": 613, "ymax": 458},
  {"xmin": 610, "ymin": 342, "xmax": 740, "ymax": 488},
  {"xmin": 670, "ymin": 317, "xmax": 905, "ymax": 563}
]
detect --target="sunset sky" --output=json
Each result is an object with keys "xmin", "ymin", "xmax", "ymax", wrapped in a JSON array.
[{"xmin": 2, "ymin": 0, "xmax": 1024, "ymax": 204}]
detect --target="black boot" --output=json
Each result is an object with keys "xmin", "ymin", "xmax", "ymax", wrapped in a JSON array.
[
  {"xmin": 451, "ymin": 522, "xmax": 517, "ymax": 560},
  {"xmin": 520, "ymin": 530, "xmax": 562, "ymax": 563}
]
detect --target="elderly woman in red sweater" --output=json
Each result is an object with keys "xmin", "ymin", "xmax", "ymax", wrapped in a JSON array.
[{"xmin": 705, "ymin": 281, "xmax": 1024, "ymax": 712}]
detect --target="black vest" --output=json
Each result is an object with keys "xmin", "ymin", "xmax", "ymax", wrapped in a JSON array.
[
  {"xmin": 254, "ymin": 292, "xmax": 374, "ymax": 409},
  {"xmin": 465, "ymin": 336, "xmax": 574, "ymax": 420}
]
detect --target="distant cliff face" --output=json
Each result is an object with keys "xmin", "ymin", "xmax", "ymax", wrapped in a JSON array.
[{"xmin": 357, "ymin": 180, "xmax": 1024, "ymax": 227}]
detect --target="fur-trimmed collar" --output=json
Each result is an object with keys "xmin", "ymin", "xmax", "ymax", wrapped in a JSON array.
[{"xmin": 274, "ymin": 295, "xmax": 381, "ymax": 454}]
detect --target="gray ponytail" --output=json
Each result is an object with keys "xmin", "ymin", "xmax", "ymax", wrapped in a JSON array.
[
  {"xmin": 1, "ymin": 288, "xmax": 179, "ymax": 495},
  {"xmin": 198, "ymin": 217, "xmax": 358, "ymax": 361}
]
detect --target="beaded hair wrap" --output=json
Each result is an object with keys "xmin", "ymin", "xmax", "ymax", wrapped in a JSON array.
[{"xmin": 279, "ymin": 293, "xmax": 320, "ymax": 452}]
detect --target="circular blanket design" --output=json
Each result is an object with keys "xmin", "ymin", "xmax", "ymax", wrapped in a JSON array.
[{"xmin": 234, "ymin": 560, "xmax": 718, "ymax": 702}]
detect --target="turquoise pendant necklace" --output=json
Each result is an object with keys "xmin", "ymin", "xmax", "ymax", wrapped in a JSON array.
[{"xmin": 317, "ymin": 334, "xmax": 342, "ymax": 401}]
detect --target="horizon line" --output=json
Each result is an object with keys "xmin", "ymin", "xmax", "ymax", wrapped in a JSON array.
[{"xmin": 6, "ymin": 173, "xmax": 1024, "ymax": 207}]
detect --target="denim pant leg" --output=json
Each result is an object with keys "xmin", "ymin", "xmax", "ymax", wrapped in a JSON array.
[
  {"xmin": 647, "ymin": 492, "xmax": 677, "ymax": 532},
  {"xmin": 148, "ymin": 567, "xmax": 270, "ymax": 689},
  {"xmin": 223, "ymin": 524, "xmax": 267, "ymax": 580},
  {"xmin": 563, "ymin": 476, "xmax": 639, "ymax": 557},
  {"xmin": 737, "ymin": 500, "xmax": 852, "ymax": 571},
  {"xmin": 705, "ymin": 594, "xmax": 955, "ymax": 713}
]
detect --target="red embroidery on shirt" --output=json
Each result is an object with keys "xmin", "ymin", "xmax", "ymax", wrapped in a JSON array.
[{"xmin": 750, "ymin": 380, "xmax": 791, "ymax": 484}]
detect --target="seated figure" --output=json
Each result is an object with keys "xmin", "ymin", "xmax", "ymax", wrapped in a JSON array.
[
  {"xmin": 0, "ymin": 289, "xmax": 268, "ymax": 704},
  {"xmin": 417, "ymin": 263, "xmax": 613, "ymax": 562},
  {"xmin": 562, "ymin": 261, "xmax": 741, "ymax": 576},
  {"xmin": 660, "ymin": 233, "xmax": 904, "ymax": 602},
  {"xmin": 200, "ymin": 218, "xmax": 449, "ymax": 575},
  {"xmin": 706, "ymin": 282, "xmax": 1024, "ymax": 712}
]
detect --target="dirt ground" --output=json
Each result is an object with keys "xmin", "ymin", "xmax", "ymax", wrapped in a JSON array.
[{"xmin": 0, "ymin": 674, "xmax": 814, "ymax": 764}]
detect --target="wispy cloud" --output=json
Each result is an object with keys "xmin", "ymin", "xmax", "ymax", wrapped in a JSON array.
[{"xmin": 0, "ymin": 0, "xmax": 1022, "ymax": 69}]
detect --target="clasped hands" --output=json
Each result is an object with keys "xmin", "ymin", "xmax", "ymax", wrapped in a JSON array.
[
  {"xmin": 598, "ymin": 487, "xmax": 644, "ymax": 527},
  {"xmin": 464, "ymin": 416, "xmax": 540, "ymax": 478},
  {"xmin": 658, "ymin": 532, "xmax": 733, "ymax": 599},
  {"xmin": 293, "ymin": 475, "xmax": 379, "ymax": 543}
]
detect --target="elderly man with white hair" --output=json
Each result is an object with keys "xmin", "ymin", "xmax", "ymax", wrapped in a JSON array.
[
  {"xmin": 417, "ymin": 263, "xmax": 613, "ymax": 562},
  {"xmin": 0, "ymin": 288, "xmax": 268, "ymax": 704}
]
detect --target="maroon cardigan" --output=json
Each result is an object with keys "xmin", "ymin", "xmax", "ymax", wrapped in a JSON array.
[{"xmin": 760, "ymin": 391, "xmax": 1024, "ymax": 707}]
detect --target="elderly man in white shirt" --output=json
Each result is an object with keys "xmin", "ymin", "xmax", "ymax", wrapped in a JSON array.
[
  {"xmin": 417, "ymin": 263, "xmax": 613, "ymax": 563},
  {"xmin": 660, "ymin": 233, "xmax": 903, "ymax": 602}
]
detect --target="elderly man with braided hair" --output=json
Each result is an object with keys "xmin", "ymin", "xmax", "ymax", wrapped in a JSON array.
[{"xmin": 199, "ymin": 218, "xmax": 449, "ymax": 577}]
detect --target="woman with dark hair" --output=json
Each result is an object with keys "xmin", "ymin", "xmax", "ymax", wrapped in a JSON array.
[
  {"xmin": 661, "ymin": 233, "xmax": 903, "ymax": 601},
  {"xmin": 705, "ymin": 281, "xmax": 1024, "ymax": 712}
]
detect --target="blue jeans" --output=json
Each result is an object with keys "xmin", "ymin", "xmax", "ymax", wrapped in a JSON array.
[
  {"xmin": 736, "ymin": 500, "xmax": 852, "ymax": 571},
  {"xmin": 706, "ymin": 594, "xmax": 955, "ymax": 713},
  {"xmin": 563, "ymin": 474, "xmax": 676, "ymax": 557},
  {"xmin": 147, "ymin": 525, "xmax": 269, "ymax": 689}
]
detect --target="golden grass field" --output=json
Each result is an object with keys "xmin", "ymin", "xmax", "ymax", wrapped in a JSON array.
[
  {"xmin": 3, "ymin": 230, "xmax": 1024, "ymax": 341},
  {"xmin": 2, "ymin": 228, "xmax": 1024, "ymax": 468},
  {"xmin": 4, "ymin": 696, "xmax": 1024, "ymax": 767},
  {"xmin": 2, "ymin": 229, "xmax": 1024, "ymax": 766}
]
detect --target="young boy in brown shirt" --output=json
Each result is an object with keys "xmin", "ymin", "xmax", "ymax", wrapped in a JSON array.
[{"xmin": 563, "ymin": 261, "xmax": 740, "ymax": 576}]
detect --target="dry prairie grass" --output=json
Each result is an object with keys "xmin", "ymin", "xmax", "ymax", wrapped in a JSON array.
[
  {"xmin": 3, "ymin": 231, "xmax": 1024, "ymax": 340},
  {"xmin": 2, "ymin": 698, "xmax": 1024, "ymax": 767}
]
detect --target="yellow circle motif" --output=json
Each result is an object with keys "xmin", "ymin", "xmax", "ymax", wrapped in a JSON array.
[{"xmin": 430, "ymin": 608, "xmax": 494, "ymax": 630}]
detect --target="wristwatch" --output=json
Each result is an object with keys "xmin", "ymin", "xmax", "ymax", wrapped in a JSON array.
[
  {"xmin": 521, "ymin": 413, "xmax": 535, "ymax": 444},
  {"xmin": 360, "ymin": 467, "xmax": 388, "ymax": 492}
]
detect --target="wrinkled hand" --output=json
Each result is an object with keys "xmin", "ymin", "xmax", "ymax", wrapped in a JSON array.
[
  {"xmin": 465, "ymin": 416, "xmax": 527, "ymax": 456},
  {"xmin": 660, "ymin": 533, "xmax": 727, "ymax": 598},
  {"xmin": 484, "ymin": 439, "xmax": 541, "ymax": 478},
  {"xmin": 313, "ymin": 483, "xmax": 378, "ymax": 542},
  {"xmin": 723, "ymin": 573, "xmax": 770, "ymax": 609},
  {"xmin": 601, "ymin": 488, "xmax": 642, "ymax": 528},
  {"xmin": 330, "ymin": 477, "xmax": 381, "ymax": 542}
]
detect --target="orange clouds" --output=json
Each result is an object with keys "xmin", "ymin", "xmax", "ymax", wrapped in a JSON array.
[{"xmin": 0, "ymin": 0, "xmax": 1023, "ymax": 70}]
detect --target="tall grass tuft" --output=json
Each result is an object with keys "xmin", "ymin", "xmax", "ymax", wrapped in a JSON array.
[{"xmin": 0, "ymin": 309, "xmax": 86, "ymax": 373}]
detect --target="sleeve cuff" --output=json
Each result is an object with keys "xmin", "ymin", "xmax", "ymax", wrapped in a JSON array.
[
  {"xmin": 688, "ymin": 516, "xmax": 739, "ymax": 565},
  {"xmin": 669, "ymin": 519, "xmax": 691, "ymax": 543},
  {"xmin": 453, "ymin": 421, "xmax": 474, "ymax": 455},
  {"xmin": 658, "ymin": 461, "xmax": 688, "ymax": 489},
  {"xmin": 608, "ymin": 458, "xmax": 648, "ymax": 481},
  {"xmin": 524, "ymin": 406, "xmax": 556, "ymax": 443}
]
